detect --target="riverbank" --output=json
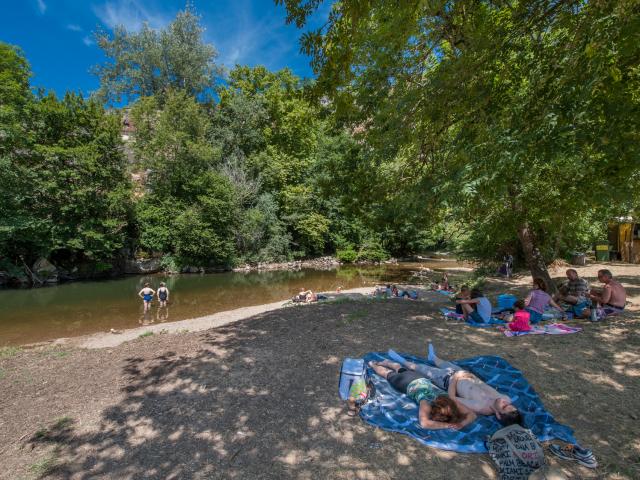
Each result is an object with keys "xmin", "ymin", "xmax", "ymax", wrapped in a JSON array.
[{"xmin": 1, "ymin": 263, "xmax": 638, "ymax": 479}]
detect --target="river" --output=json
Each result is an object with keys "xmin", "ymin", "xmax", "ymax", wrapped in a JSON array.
[{"xmin": 0, "ymin": 260, "xmax": 469, "ymax": 346}]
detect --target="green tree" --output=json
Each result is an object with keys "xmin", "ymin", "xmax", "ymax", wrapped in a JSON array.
[
  {"xmin": 279, "ymin": 0, "xmax": 640, "ymax": 287},
  {"xmin": 94, "ymin": 7, "xmax": 220, "ymax": 104}
]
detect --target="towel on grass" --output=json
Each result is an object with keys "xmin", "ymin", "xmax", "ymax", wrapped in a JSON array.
[
  {"xmin": 359, "ymin": 352, "xmax": 576, "ymax": 453},
  {"xmin": 440, "ymin": 308, "xmax": 506, "ymax": 327},
  {"xmin": 501, "ymin": 323, "xmax": 582, "ymax": 337}
]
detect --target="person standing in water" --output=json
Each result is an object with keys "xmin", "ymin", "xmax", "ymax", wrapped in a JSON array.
[
  {"xmin": 157, "ymin": 282, "xmax": 170, "ymax": 307},
  {"xmin": 138, "ymin": 283, "xmax": 155, "ymax": 314}
]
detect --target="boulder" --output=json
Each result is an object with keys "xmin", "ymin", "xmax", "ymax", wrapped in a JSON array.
[{"xmin": 32, "ymin": 258, "xmax": 58, "ymax": 284}]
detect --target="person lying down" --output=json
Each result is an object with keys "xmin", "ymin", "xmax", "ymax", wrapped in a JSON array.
[
  {"xmin": 370, "ymin": 344, "xmax": 523, "ymax": 429},
  {"xmin": 368, "ymin": 360, "xmax": 476, "ymax": 430}
]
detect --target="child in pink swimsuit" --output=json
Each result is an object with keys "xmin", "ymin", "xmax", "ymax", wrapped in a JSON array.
[{"xmin": 508, "ymin": 299, "xmax": 532, "ymax": 332}]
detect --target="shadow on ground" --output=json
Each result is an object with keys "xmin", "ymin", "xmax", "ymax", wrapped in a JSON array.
[{"xmin": 13, "ymin": 297, "xmax": 640, "ymax": 479}]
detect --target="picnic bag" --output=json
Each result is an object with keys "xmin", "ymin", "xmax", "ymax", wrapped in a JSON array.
[{"xmin": 486, "ymin": 424, "xmax": 545, "ymax": 480}]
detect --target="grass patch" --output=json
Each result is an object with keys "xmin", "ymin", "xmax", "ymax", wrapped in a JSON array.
[
  {"xmin": 0, "ymin": 368, "xmax": 5, "ymax": 380},
  {"xmin": 138, "ymin": 331, "xmax": 154, "ymax": 338},
  {"xmin": 0, "ymin": 346, "xmax": 22, "ymax": 358},
  {"xmin": 28, "ymin": 452, "xmax": 58, "ymax": 477}
]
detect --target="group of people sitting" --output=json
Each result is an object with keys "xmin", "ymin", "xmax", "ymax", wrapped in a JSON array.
[{"xmin": 452, "ymin": 268, "xmax": 626, "ymax": 331}]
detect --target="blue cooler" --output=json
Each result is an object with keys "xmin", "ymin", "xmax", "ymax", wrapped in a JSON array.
[{"xmin": 497, "ymin": 294, "xmax": 517, "ymax": 311}]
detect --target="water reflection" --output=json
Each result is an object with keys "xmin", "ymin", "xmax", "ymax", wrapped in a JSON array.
[{"xmin": 0, "ymin": 261, "xmax": 468, "ymax": 345}]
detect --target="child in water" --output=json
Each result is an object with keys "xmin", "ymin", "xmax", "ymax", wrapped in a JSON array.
[
  {"xmin": 157, "ymin": 282, "xmax": 170, "ymax": 307},
  {"xmin": 138, "ymin": 282, "xmax": 155, "ymax": 314},
  {"xmin": 507, "ymin": 299, "xmax": 532, "ymax": 332}
]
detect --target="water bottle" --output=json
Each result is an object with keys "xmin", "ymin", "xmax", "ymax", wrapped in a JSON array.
[{"xmin": 590, "ymin": 304, "xmax": 598, "ymax": 322}]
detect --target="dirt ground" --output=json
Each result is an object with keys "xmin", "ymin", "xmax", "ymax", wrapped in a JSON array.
[{"xmin": 0, "ymin": 262, "xmax": 638, "ymax": 479}]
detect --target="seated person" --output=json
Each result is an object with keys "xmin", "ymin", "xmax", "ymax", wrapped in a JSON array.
[
  {"xmin": 456, "ymin": 288, "xmax": 491, "ymax": 323},
  {"xmin": 583, "ymin": 269, "xmax": 626, "ymax": 318},
  {"xmin": 554, "ymin": 269, "xmax": 590, "ymax": 315},
  {"xmin": 525, "ymin": 278, "xmax": 564, "ymax": 323},
  {"xmin": 441, "ymin": 272, "xmax": 450, "ymax": 291},
  {"xmin": 369, "ymin": 359, "xmax": 476, "ymax": 430},
  {"xmin": 404, "ymin": 344, "xmax": 523, "ymax": 426},
  {"xmin": 454, "ymin": 285, "xmax": 471, "ymax": 315},
  {"xmin": 391, "ymin": 285, "xmax": 399, "ymax": 297},
  {"xmin": 506, "ymin": 299, "xmax": 531, "ymax": 332}
]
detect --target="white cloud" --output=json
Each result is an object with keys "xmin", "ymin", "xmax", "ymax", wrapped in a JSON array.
[
  {"xmin": 206, "ymin": 1, "xmax": 295, "ymax": 72},
  {"xmin": 67, "ymin": 24, "xmax": 82, "ymax": 31},
  {"xmin": 92, "ymin": 0, "xmax": 170, "ymax": 31},
  {"xmin": 83, "ymin": 36, "xmax": 95, "ymax": 46},
  {"xmin": 37, "ymin": 0, "xmax": 47, "ymax": 14}
]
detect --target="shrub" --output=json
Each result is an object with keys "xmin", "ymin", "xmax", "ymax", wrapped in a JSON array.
[{"xmin": 336, "ymin": 248, "xmax": 358, "ymax": 263}]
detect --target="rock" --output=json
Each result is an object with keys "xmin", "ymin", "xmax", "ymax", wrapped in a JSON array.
[
  {"xmin": 32, "ymin": 258, "xmax": 58, "ymax": 284},
  {"xmin": 123, "ymin": 257, "xmax": 163, "ymax": 274}
]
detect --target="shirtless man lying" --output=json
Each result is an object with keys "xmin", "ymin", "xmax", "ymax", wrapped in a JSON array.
[{"xmin": 387, "ymin": 344, "xmax": 523, "ymax": 427}]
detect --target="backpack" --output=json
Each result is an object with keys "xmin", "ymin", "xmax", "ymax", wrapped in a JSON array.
[{"xmin": 486, "ymin": 424, "xmax": 546, "ymax": 480}]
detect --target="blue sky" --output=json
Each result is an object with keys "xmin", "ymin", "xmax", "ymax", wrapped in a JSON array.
[{"xmin": 0, "ymin": 0, "xmax": 330, "ymax": 99}]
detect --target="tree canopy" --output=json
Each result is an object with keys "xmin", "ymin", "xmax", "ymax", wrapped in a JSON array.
[{"xmin": 278, "ymin": 0, "xmax": 640, "ymax": 286}]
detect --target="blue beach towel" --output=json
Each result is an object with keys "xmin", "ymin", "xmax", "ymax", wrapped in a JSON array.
[
  {"xmin": 440, "ymin": 308, "xmax": 506, "ymax": 327},
  {"xmin": 359, "ymin": 352, "xmax": 576, "ymax": 453}
]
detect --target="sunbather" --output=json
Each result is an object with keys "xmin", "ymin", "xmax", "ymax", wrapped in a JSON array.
[
  {"xmin": 389, "ymin": 345, "xmax": 523, "ymax": 426},
  {"xmin": 369, "ymin": 359, "xmax": 476, "ymax": 430}
]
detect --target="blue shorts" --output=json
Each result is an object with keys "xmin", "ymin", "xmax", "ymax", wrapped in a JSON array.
[
  {"xmin": 469, "ymin": 311, "xmax": 486, "ymax": 323},
  {"xmin": 526, "ymin": 308, "xmax": 544, "ymax": 324}
]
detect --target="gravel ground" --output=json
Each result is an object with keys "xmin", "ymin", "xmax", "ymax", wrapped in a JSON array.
[{"xmin": 1, "ymin": 263, "xmax": 638, "ymax": 479}]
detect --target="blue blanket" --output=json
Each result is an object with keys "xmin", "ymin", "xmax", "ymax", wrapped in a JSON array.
[{"xmin": 359, "ymin": 352, "xmax": 576, "ymax": 453}]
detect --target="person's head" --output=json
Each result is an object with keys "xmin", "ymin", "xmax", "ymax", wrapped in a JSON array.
[
  {"xmin": 597, "ymin": 269, "xmax": 613, "ymax": 284},
  {"xmin": 430, "ymin": 395, "xmax": 465, "ymax": 423},
  {"xmin": 160, "ymin": 282, "xmax": 166, "ymax": 287},
  {"xmin": 566, "ymin": 269, "xmax": 578, "ymax": 281},
  {"xmin": 460, "ymin": 285, "xmax": 470, "ymax": 296},
  {"xmin": 513, "ymin": 299, "xmax": 525, "ymax": 311},
  {"xmin": 144, "ymin": 282, "xmax": 150, "ymax": 287},
  {"xmin": 493, "ymin": 398, "xmax": 523, "ymax": 426},
  {"xmin": 532, "ymin": 277, "xmax": 547, "ymax": 291},
  {"xmin": 470, "ymin": 288, "xmax": 483, "ymax": 299}
]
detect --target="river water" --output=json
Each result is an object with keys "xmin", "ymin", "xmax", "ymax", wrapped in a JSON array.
[{"xmin": 0, "ymin": 260, "xmax": 469, "ymax": 346}]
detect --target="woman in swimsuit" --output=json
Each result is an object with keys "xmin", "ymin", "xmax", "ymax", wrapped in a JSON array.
[
  {"xmin": 138, "ymin": 282, "xmax": 155, "ymax": 314},
  {"xmin": 157, "ymin": 282, "xmax": 170, "ymax": 307}
]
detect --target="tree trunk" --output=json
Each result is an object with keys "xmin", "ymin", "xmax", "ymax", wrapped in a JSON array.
[{"xmin": 517, "ymin": 223, "xmax": 557, "ymax": 295}]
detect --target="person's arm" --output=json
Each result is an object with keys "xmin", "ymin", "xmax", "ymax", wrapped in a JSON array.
[
  {"xmin": 454, "ymin": 402, "xmax": 477, "ymax": 428},
  {"xmin": 138, "ymin": 289, "xmax": 144, "ymax": 298},
  {"xmin": 418, "ymin": 401, "xmax": 457, "ymax": 430},
  {"xmin": 549, "ymin": 298, "xmax": 564, "ymax": 310},
  {"xmin": 166, "ymin": 289, "xmax": 170, "ymax": 300},
  {"xmin": 456, "ymin": 298, "xmax": 479, "ymax": 305},
  {"xmin": 524, "ymin": 292, "xmax": 533, "ymax": 307},
  {"xmin": 599, "ymin": 285, "xmax": 612, "ymax": 304}
]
